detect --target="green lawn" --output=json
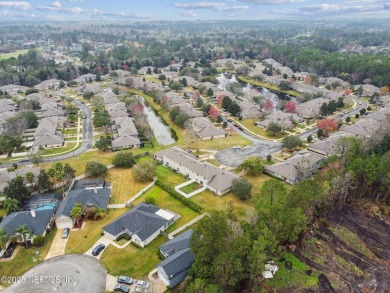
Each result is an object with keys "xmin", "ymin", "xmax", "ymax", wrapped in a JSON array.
[
  {"xmin": 240, "ymin": 119, "xmax": 287, "ymax": 140},
  {"xmin": 63, "ymin": 128, "xmax": 79, "ymax": 135},
  {"xmin": 342, "ymin": 97, "xmax": 355, "ymax": 110},
  {"xmin": 155, "ymin": 165, "xmax": 187, "ymax": 186},
  {"xmin": 132, "ymin": 186, "xmax": 199, "ymax": 233},
  {"xmin": 0, "ymin": 49, "xmax": 28, "ymax": 61},
  {"xmin": 42, "ymin": 143, "xmax": 77, "ymax": 156},
  {"xmin": 179, "ymin": 182, "xmax": 202, "ymax": 195},
  {"xmin": 65, "ymin": 208, "xmax": 129, "ymax": 254},
  {"xmin": 237, "ymin": 76, "xmax": 301, "ymax": 97},
  {"xmin": 0, "ymin": 228, "xmax": 57, "ymax": 287},
  {"xmin": 100, "ymin": 235, "xmax": 166, "ymax": 278},
  {"xmin": 267, "ymin": 252, "xmax": 320, "ymax": 289},
  {"xmin": 0, "ymin": 208, "xmax": 5, "ymax": 217}
]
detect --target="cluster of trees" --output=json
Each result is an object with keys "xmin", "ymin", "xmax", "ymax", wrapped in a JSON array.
[
  {"xmin": 169, "ymin": 106, "xmax": 189, "ymax": 128},
  {"xmin": 221, "ymin": 97, "xmax": 241, "ymax": 117},
  {"xmin": 282, "ymin": 136, "xmax": 303, "ymax": 150},
  {"xmin": 320, "ymin": 98, "xmax": 345, "ymax": 116}
]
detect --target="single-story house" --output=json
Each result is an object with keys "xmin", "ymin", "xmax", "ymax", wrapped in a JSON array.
[
  {"xmin": 264, "ymin": 150, "xmax": 326, "ymax": 184},
  {"xmin": 103, "ymin": 203, "xmax": 177, "ymax": 247},
  {"xmin": 34, "ymin": 79, "xmax": 64, "ymax": 91},
  {"xmin": 308, "ymin": 132, "xmax": 354, "ymax": 156},
  {"xmin": 354, "ymin": 84, "xmax": 380, "ymax": 96},
  {"xmin": 0, "ymin": 84, "xmax": 29, "ymax": 95},
  {"xmin": 239, "ymin": 100, "xmax": 261, "ymax": 118},
  {"xmin": 112, "ymin": 134, "xmax": 141, "ymax": 151},
  {"xmin": 296, "ymin": 98, "xmax": 329, "ymax": 118},
  {"xmin": 0, "ymin": 209, "xmax": 53, "ymax": 257},
  {"xmin": 32, "ymin": 134, "xmax": 64, "ymax": 150},
  {"xmin": 54, "ymin": 188, "xmax": 110, "ymax": 229},
  {"xmin": 0, "ymin": 167, "xmax": 40, "ymax": 193},
  {"xmin": 173, "ymin": 103, "xmax": 203, "ymax": 118},
  {"xmin": 186, "ymin": 117, "xmax": 226, "ymax": 140},
  {"xmin": 71, "ymin": 178, "xmax": 106, "ymax": 190},
  {"xmin": 340, "ymin": 118, "xmax": 383, "ymax": 138},
  {"xmin": 154, "ymin": 147, "xmax": 239, "ymax": 195},
  {"xmin": 256, "ymin": 111, "xmax": 302, "ymax": 130},
  {"xmin": 157, "ymin": 229, "xmax": 195, "ymax": 288}
]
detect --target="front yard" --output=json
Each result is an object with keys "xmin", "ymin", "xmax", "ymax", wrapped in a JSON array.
[
  {"xmin": 0, "ymin": 228, "xmax": 57, "ymax": 287},
  {"xmin": 65, "ymin": 208, "xmax": 128, "ymax": 254},
  {"xmin": 239, "ymin": 119, "xmax": 288, "ymax": 140},
  {"xmin": 42, "ymin": 142, "xmax": 77, "ymax": 156},
  {"xmin": 105, "ymin": 168, "xmax": 152, "ymax": 204}
]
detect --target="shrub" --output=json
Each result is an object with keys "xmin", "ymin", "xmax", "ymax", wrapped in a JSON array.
[
  {"xmin": 231, "ymin": 178, "xmax": 252, "ymax": 200},
  {"xmin": 33, "ymin": 235, "xmax": 45, "ymax": 247},
  {"xmin": 85, "ymin": 161, "xmax": 108, "ymax": 177},
  {"xmin": 145, "ymin": 197, "xmax": 156, "ymax": 205},
  {"xmin": 112, "ymin": 150, "xmax": 135, "ymax": 168}
]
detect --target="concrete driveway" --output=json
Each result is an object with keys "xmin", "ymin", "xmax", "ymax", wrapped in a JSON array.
[
  {"xmin": 84, "ymin": 235, "xmax": 112, "ymax": 260},
  {"xmin": 44, "ymin": 229, "xmax": 69, "ymax": 260},
  {"xmin": 3, "ymin": 255, "xmax": 106, "ymax": 293}
]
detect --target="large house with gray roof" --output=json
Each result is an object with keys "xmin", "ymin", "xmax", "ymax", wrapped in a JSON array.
[
  {"xmin": 54, "ymin": 188, "xmax": 110, "ymax": 229},
  {"xmin": 154, "ymin": 147, "xmax": 239, "ymax": 195},
  {"xmin": 103, "ymin": 203, "xmax": 177, "ymax": 247},
  {"xmin": 186, "ymin": 117, "xmax": 226, "ymax": 140},
  {"xmin": 0, "ymin": 209, "xmax": 53, "ymax": 257},
  {"xmin": 296, "ymin": 98, "xmax": 328, "ymax": 118},
  {"xmin": 157, "ymin": 229, "xmax": 194, "ymax": 288},
  {"xmin": 0, "ymin": 167, "xmax": 40, "ymax": 193}
]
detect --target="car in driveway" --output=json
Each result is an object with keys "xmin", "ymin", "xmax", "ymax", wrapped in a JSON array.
[
  {"xmin": 61, "ymin": 228, "xmax": 70, "ymax": 239},
  {"xmin": 135, "ymin": 280, "xmax": 150, "ymax": 288},
  {"xmin": 117, "ymin": 276, "xmax": 133, "ymax": 285},
  {"xmin": 133, "ymin": 286, "xmax": 147, "ymax": 293},
  {"xmin": 92, "ymin": 244, "xmax": 105, "ymax": 256},
  {"xmin": 114, "ymin": 284, "xmax": 130, "ymax": 293}
]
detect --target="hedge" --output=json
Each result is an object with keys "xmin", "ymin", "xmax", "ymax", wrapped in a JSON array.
[{"xmin": 155, "ymin": 179, "xmax": 203, "ymax": 213}]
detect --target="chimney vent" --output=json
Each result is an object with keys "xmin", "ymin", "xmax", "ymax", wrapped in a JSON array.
[{"xmin": 31, "ymin": 209, "xmax": 36, "ymax": 218}]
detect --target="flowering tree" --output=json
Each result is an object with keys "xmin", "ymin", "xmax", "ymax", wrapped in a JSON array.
[
  {"xmin": 304, "ymin": 75, "xmax": 312, "ymax": 84},
  {"xmin": 344, "ymin": 88, "xmax": 352, "ymax": 95},
  {"xmin": 261, "ymin": 99, "xmax": 274, "ymax": 112},
  {"xmin": 209, "ymin": 106, "xmax": 219, "ymax": 119},
  {"xmin": 284, "ymin": 101, "xmax": 297, "ymax": 113},
  {"xmin": 317, "ymin": 118, "xmax": 338, "ymax": 133}
]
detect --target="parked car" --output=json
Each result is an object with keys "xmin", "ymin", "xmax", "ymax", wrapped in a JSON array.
[
  {"xmin": 18, "ymin": 158, "xmax": 29, "ymax": 163},
  {"xmin": 238, "ymin": 126, "xmax": 244, "ymax": 131},
  {"xmin": 135, "ymin": 280, "xmax": 150, "ymax": 288},
  {"xmin": 114, "ymin": 284, "xmax": 130, "ymax": 293},
  {"xmin": 61, "ymin": 228, "xmax": 70, "ymax": 239},
  {"xmin": 117, "ymin": 276, "xmax": 133, "ymax": 285},
  {"xmin": 227, "ymin": 118, "xmax": 232, "ymax": 122},
  {"xmin": 234, "ymin": 123, "xmax": 239, "ymax": 127},
  {"xmin": 92, "ymin": 244, "xmax": 105, "ymax": 256},
  {"xmin": 83, "ymin": 114, "xmax": 86, "ymax": 119},
  {"xmin": 233, "ymin": 146, "xmax": 241, "ymax": 150},
  {"xmin": 186, "ymin": 149, "xmax": 193, "ymax": 153},
  {"xmin": 243, "ymin": 146, "xmax": 251, "ymax": 149},
  {"xmin": 133, "ymin": 287, "xmax": 147, "ymax": 293}
]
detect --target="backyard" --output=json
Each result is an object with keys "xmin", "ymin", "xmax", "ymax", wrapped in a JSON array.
[
  {"xmin": 0, "ymin": 228, "xmax": 57, "ymax": 287},
  {"xmin": 179, "ymin": 182, "xmax": 202, "ymax": 195},
  {"xmin": 65, "ymin": 208, "xmax": 128, "ymax": 254}
]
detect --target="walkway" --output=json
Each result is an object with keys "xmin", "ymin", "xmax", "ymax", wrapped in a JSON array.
[
  {"xmin": 44, "ymin": 229, "xmax": 69, "ymax": 260},
  {"xmin": 168, "ymin": 213, "xmax": 206, "ymax": 239},
  {"xmin": 148, "ymin": 269, "xmax": 167, "ymax": 293}
]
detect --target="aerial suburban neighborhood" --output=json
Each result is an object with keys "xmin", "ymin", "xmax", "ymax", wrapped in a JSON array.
[{"xmin": 0, "ymin": 3, "xmax": 389, "ymax": 293}]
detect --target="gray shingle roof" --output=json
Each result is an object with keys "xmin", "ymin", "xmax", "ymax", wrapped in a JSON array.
[
  {"xmin": 32, "ymin": 134, "xmax": 64, "ymax": 147},
  {"xmin": 112, "ymin": 134, "xmax": 141, "ymax": 148},
  {"xmin": 103, "ymin": 203, "xmax": 169, "ymax": 241},
  {"xmin": 55, "ymin": 188, "xmax": 110, "ymax": 219},
  {"xmin": 160, "ymin": 229, "xmax": 193, "ymax": 257},
  {"xmin": 157, "ymin": 248, "xmax": 194, "ymax": 285},
  {"xmin": 0, "ymin": 209, "xmax": 53, "ymax": 236},
  {"xmin": 187, "ymin": 117, "xmax": 225, "ymax": 139}
]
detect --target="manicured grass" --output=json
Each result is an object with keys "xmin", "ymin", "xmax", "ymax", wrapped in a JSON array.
[
  {"xmin": 0, "ymin": 49, "xmax": 28, "ymax": 61},
  {"xmin": 42, "ymin": 143, "xmax": 77, "ymax": 155},
  {"xmin": 155, "ymin": 165, "xmax": 187, "ymax": 186},
  {"xmin": 105, "ymin": 168, "xmax": 151, "ymax": 204},
  {"xmin": 267, "ymin": 252, "xmax": 320, "ymax": 289},
  {"xmin": 93, "ymin": 134, "xmax": 111, "ymax": 140},
  {"xmin": 207, "ymin": 159, "xmax": 221, "ymax": 167},
  {"xmin": 237, "ymin": 76, "xmax": 301, "ymax": 97},
  {"xmin": 179, "ymin": 182, "xmax": 202, "ymax": 194},
  {"xmin": 132, "ymin": 186, "xmax": 199, "ymax": 233},
  {"xmin": 342, "ymin": 97, "xmax": 355, "ymax": 110},
  {"xmin": 65, "ymin": 208, "xmax": 129, "ymax": 254},
  {"xmin": 0, "ymin": 208, "xmax": 5, "ymax": 217},
  {"xmin": 0, "ymin": 228, "xmax": 57, "ymax": 287},
  {"xmin": 100, "ymin": 235, "xmax": 166, "ymax": 278},
  {"xmin": 63, "ymin": 128, "xmax": 78, "ymax": 135},
  {"xmin": 240, "ymin": 119, "xmax": 287, "ymax": 140}
]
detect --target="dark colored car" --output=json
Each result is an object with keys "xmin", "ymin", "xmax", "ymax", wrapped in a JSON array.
[
  {"xmin": 118, "ymin": 276, "xmax": 133, "ymax": 285},
  {"xmin": 114, "ymin": 284, "xmax": 130, "ymax": 293},
  {"xmin": 238, "ymin": 126, "xmax": 244, "ymax": 131},
  {"xmin": 227, "ymin": 118, "xmax": 232, "ymax": 122},
  {"xmin": 92, "ymin": 244, "xmax": 105, "ymax": 256},
  {"xmin": 234, "ymin": 123, "xmax": 239, "ymax": 127}
]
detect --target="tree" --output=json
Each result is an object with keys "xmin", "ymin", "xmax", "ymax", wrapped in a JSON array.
[
  {"xmin": 284, "ymin": 101, "xmax": 297, "ymax": 113},
  {"xmin": 4, "ymin": 197, "xmax": 21, "ymax": 214},
  {"xmin": 317, "ymin": 128, "xmax": 325, "ymax": 138},
  {"xmin": 82, "ymin": 91, "xmax": 94, "ymax": 100},
  {"xmin": 112, "ymin": 150, "xmax": 135, "ymax": 168},
  {"xmin": 317, "ymin": 118, "xmax": 338, "ymax": 133},
  {"xmin": 0, "ymin": 135, "xmax": 22, "ymax": 155},
  {"xmin": 206, "ymin": 88, "xmax": 214, "ymax": 97},
  {"xmin": 279, "ymin": 80, "xmax": 291, "ymax": 90},
  {"xmin": 94, "ymin": 207, "xmax": 106, "ymax": 220},
  {"xmin": 93, "ymin": 112, "xmax": 110, "ymax": 128},
  {"xmin": 282, "ymin": 136, "xmax": 303, "ymax": 150},
  {"xmin": 201, "ymin": 103, "xmax": 211, "ymax": 114},
  {"xmin": 158, "ymin": 74, "xmax": 166, "ymax": 81},
  {"xmin": 267, "ymin": 122, "xmax": 282, "ymax": 136},
  {"xmin": 38, "ymin": 169, "xmax": 53, "ymax": 192},
  {"xmin": 95, "ymin": 136, "xmax": 112, "ymax": 152},
  {"xmin": 85, "ymin": 161, "xmax": 108, "ymax": 177},
  {"xmin": 25, "ymin": 171, "xmax": 35, "ymax": 188},
  {"xmin": 70, "ymin": 203, "xmax": 83, "ymax": 225},
  {"xmin": 221, "ymin": 96, "xmax": 232, "ymax": 110},
  {"xmin": 33, "ymin": 235, "xmax": 45, "ymax": 247},
  {"xmin": 355, "ymin": 113, "xmax": 360, "ymax": 119},
  {"xmin": 346, "ymin": 117, "xmax": 351, "ymax": 123},
  {"xmin": 261, "ymin": 99, "xmax": 274, "ymax": 112},
  {"xmin": 3, "ymin": 176, "xmax": 30, "ymax": 203},
  {"xmin": 360, "ymin": 108, "xmax": 366, "ymax": 116},
  {"xmin": 231, "ymin": 178, "xmax": 252, "ymax": 200},
  {"xmin": 0, "ymin": 228, "xmax": 9, "ymax": 255},
  {"xmin": 63, "ymin": 163, "xmax": 76, "ymax": 189},
  {"xmin": 241, "ymin": 157, "xmax": 264, "ymax": 176},
  {"xmin": 222, "ymin": 121, "xmax": 227, "ymax": 128},
  {"xmin": 27, "ymin": 149, "xmax": 43, "ymax": 165},
  {"xmin": 208, "ymin": 107, "xmax": 219, "ymax": 119},
  {"xmin": 307, "ymin": 135, "xmax": 313, "ymax": 143},
  {"xmin": 227, "ymin": 102, "xmax": 241, "ymax": 117},
  {"xmin": 14, "ymin": 224, "xmax": 32, "ymax": 248},
  {"xmin": 174, "ymin": 113, "xmax": 189, "ymax": 128},
  {"xmin": 133, "ymin": 161, "xmax": 156, "ymax": 182},
  {"xmin": 320, "ymin": 102, "xmax": 329, "ymax": 116},
  {"xmin": 145, "ymin": 197, "xmax": 156, "ymax": 205}
]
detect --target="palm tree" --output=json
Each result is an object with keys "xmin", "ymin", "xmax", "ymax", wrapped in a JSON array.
[
  {"xmin": 4, "ymin": 197, "xmax": 20, "ymax": 214},
  {"xmin": 70, "ymin": 203, "xmax": 83, "ymax": 226},
  {"xmin": 84, "ymin": 206, "xmax": 96, "ymax": 221},
  {"xmin": 0, "ymin": 228, "xmax": 9, "ymax": 255},
  {"xmin": 25, "ymin": 171, "xmax": 35, "ymax": 190},
  {"xmin": 94, "ymin": 207, "xmax": 107, "ymax": 220},
  {"xmin": 14, "ymin": 224, "xmax": 32, "ymax": 248}
]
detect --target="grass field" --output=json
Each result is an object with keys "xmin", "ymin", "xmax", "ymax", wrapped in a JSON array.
[
  {"xmin": 132, "ymin": 186, "xmax": 199, "ymax": 233},
  {"xmin": 0, "ymin": 228, "xmax": 57, "ymax": 287},
  {"xmin": 0, "ymin": 49, "xmax": 28, "ymax": 61},
  {"xmin": 63, "ymin": 128, "xmax": 79, "ymax": 135},
  {"xmin": 179, "ymin": 182, "xmax": 202, "ymax": 194},
  {"xmin": 237, "ymin": 76, "xmax": 301, "ymax": 97},
  {"xmin": 240, "ymin": 119, "xmax": 287, "ymax": 140},
  {"xmin": 65, "ymin": 208, "xmax": 128, "ymax": 254},
  {"xmin": 100, "ymin": 235, "xmax": 166, "ymax": 278},
  {"xmin": 105, "ymin": 168, "xmax": 152, "ymax": 204},
  {"xmin": 42, "ymin": 143, "xmax": 77, "ymax": 155}
]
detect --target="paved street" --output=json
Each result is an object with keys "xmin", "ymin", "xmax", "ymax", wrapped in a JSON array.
[{"xmin": 3, "ymin": 255, "xmax": 106, "ymax": 293}]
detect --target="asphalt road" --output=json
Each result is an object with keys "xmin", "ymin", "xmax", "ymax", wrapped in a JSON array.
[{"xmin": 2, "ymin": 255, "xmax": 106, "ymax": 293}]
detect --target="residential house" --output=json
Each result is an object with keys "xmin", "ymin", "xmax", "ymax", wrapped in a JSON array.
[
  {"xmin": 0, "ymin": 84, "xmax": 28, "ymax": 95},
  {"xmin": 296, "ymin": 98, "xmax": 329, "ymax": 118},
  {"xmin": 77, "ymin": 83, "xmax": 104, "ymax": 95},
  {"xmin": 239, "ymin": 100, "xmax": 261, "ymax": 118},
  {"xmin": 73, "ymin": 74, "xmax": 96, "ymax": 84},
  {"xmin": 103, "ymin": 203, "xmax": 177, "ymax": 247},
  {"xmin": 264, "ymin": 150, "xmax": 326, "ymax": 184},
  {"xmin": 32, "ymin": 133, "xmax": 64, "ymax": 150},
  {"xmin": 354, "ymin": 84, "xmax": 380, "ymax": 96},
  {"xmin": 340, "ymin": 118, "xmax": 383, "ymax": 138},
  {"xmin": 157, "ymin": 229, "xmax": 195, "ymax": 288},
  {"xmin": 0, "ymin": 99, "xmax": 17, "ymax": 113},
  {"xmin": 54, "ymin": 188, "xmax": 111, "ymax": 229},
  {"xmin": 112, "ymin": 134, "xmax": 141, "ymax": 151},
  {"xmin": 256, "ymin": 111, "xmax": 302, "ymax": 130},
  {"xmin": 308, "ymin": 132, "xmax": 354, "ymax": 156},
  {"xmin": 34, "ymin": 79, "xmax": 64, "ymax": 91},
  {"xmin": 174, "ymin": 103, "xmax": 203, "ymax": 118},
  {"xmin": 154, "ymin": 147, "xmax": 239, "ymax": 195},
  {"xmin": 0, "ymin": 209, "xmax": 53, "ymax": 257},
  {"xmin": 0, "ymin": 167, "xmax": 40, "ymax": 193},
  {"xmin": 186, "ymin": 117, "xmax": 226, "ymax": 140}
]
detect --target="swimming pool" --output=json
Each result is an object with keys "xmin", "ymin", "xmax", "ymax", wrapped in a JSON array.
[{"xmin": 34, "ymin": 204, "xmax": 56, "ymax": 211}]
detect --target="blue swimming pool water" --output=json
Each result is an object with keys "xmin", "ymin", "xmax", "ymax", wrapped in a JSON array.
[{"xmin": 35, "ymin": 204, "xmax": 56, "ymax": 211}]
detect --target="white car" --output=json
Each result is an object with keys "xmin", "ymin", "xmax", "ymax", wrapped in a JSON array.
[
  {"xmin": 243, "ymin": 146, "xmax": 251, "ymax": 150},
  {"xmin": 233, "ymin": 146, "xmax": 241, "ymax": 150},
  {"xmin": 135, "ymin": 280, "xmax": 150, "ymax": 289}
]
